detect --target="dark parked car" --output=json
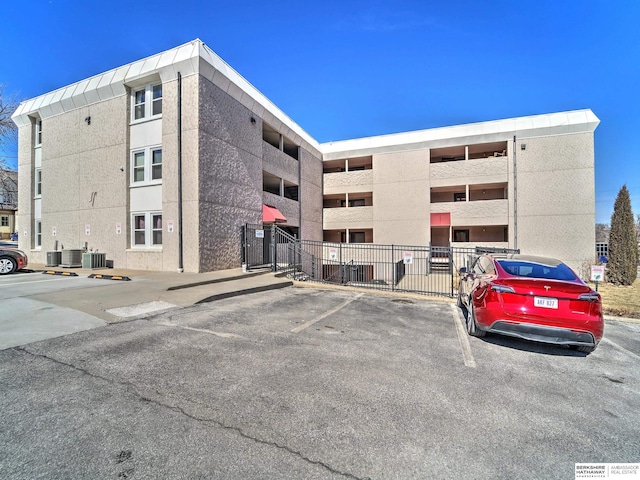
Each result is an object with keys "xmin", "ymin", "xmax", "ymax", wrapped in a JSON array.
[
  {"xmin": 0, "ymin": 248, "xmax": 28, "ymax": 275},
  {"xmin": 457, "ymin": 254, "xmax": 603, "ymax": 353}
]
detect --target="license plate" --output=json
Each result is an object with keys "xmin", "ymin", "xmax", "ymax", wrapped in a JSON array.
[{"xmin": 534, "ymin": 296, "xmax": 558, "ymax": 309}]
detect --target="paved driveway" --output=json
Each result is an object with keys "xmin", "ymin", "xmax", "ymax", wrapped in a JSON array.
[{"xmin": 1, "ymin": 287, "xmax": 638, "ymax": 479}]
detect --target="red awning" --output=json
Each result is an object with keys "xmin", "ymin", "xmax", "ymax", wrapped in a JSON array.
[
  {"xmin": 430, "ymin": 212, "xmax": 451, "ymax": 227},
  {"xmin": 262, "ymin": 204, "xmax": 287, "ymax": 223}
]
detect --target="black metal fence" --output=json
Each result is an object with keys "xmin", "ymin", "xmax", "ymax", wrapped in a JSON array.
[{"xmin": 242, "ymin": 224, "xmax": 519, "ymax": 298}]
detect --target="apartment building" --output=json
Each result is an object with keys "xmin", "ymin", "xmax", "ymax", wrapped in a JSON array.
[
  {"xmin": 11, "ymin": 40, "xmax": 323, "ymax": 272},
  {"xmin": 321, "ymin": 110, "xmax": 599, "ymax": 272},
  {"xmin": 12, "ymin": 39, "xmax": 598, "ymax": 273}
]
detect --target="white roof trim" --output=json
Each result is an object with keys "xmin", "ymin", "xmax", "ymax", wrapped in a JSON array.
[
  {"xmin": 319, "ymin": 110, "xmax": 600, "ymax": 158},
  {"xmin": 10, "ymin": 39, "xmax": 599, "ymax": 161},
  {"xmin": 10, "ymin": 39, "xmax": 321, "ymax": 152}
]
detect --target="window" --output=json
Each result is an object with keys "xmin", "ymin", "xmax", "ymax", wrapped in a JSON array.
[
  {"xmin": 131, "ymin": 147, "xmax": 162, "ymax": 184},
  {"xmin": 1, "ymin": 216, "xmax": 8, "ymax": 227},
  {"xmin": 131, "ymin": 212, "xmax": 162, "ymax": 248},
  {"xmin": 349, "ymin": 199, "xmax": 366, "ymax": 207},
  {"xmin": 35, "ymin": 220, "xmax": 42, "ymax": 248},
  {"xmin": 134, "ymin": 89, "xmax": 145, "ymax": 120},
  {"xmin": 152, "ymin": 85, "xmax": 163, "ymax": 115},
  {"xmin": 454, "ymin": 192, "xmax": 466, "ymax": 202},
  {"xmin": 35, "ymin": 120, "xmax": 42, "ymax": 146},
  {"xmin": 349, "ymin": 231, "xmax": 366, "ymax": 243},
  {"xmin": 132, "ymin": 83, "xmax": 162, "ymax": 122},
  {"xmin": 151, "ymin": 149, "xmax": 162, "ymax": 180},
  {"xmin": 453, "ymin": 229, "xmax": 469, "ymax": 242},
  {"xmin": 35, "ymin": 169, "xmax": 42, "ymax": 197}
]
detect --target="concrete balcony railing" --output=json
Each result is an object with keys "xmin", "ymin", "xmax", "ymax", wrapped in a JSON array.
[
  {"xmin": 323, "ymin": 205, "xmax": 374, "ymax": 229},
  {"xmin": 430, "ymin": 198, "xmax": 509, "ymax": 226},
  {"xmin": 430, "ymin": 157, "xmax": 508, "ymax": 188},
  {"xmin": 323, "ymin": 169, "xmax": 374, "ymax": 194},
  {"xmin": 263, "ymin": 141, "xmax": 299, "ymax": 184}
]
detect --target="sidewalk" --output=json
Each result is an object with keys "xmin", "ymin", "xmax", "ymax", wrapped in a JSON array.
[{"xmin": 25, "ymin": 263, "xmax": 292, "ymax": 323}]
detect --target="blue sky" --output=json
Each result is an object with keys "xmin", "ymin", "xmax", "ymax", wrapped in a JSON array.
[{"xmin": 1, "ymin": 0, "xmax": 638, "ymax": 224}]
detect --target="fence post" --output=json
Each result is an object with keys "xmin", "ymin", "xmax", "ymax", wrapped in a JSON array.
[
  {"xmin": 242, "ymin": 224, "xmax": 248, "ymax": 272},
  {"xmin": 271, "ymin": 224, "xmax": 277, "ymax": 272},
  {"xmin": 339, "ymin": 242, "xmax": 344, "ymax": 284},
  {"xmin": 449, "ymin": 246, "xmax": 454, "ymax": 297},
  {"xmin": 392, "ymin": 244, "xmax": 395, "ymax": 291}
]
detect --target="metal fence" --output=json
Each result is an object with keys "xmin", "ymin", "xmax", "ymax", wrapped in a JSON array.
[{"xmin": 242, "ymin": 224, "xmax": 519, "ymax": 298}]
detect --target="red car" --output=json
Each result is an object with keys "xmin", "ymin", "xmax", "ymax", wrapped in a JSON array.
[
  {"xmin": 457, "ymin": 254, "xmax": 603, "ymax": 353},
  {"xmin": 0, "ymin": 248, "xmax": 29, "ymax": 275}
]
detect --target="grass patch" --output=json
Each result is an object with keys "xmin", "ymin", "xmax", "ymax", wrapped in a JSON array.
[{"xmin": 591, "ymin": 278, "xmax": 640, "ymax": 319}]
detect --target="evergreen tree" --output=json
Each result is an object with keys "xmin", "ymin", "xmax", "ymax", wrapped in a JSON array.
[{"xmin": 607, "ymin": 185, "xmax": 638, "ymax": 285}]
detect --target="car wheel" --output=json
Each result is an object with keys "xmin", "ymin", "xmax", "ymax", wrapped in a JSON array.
[
  {"xmin": 456, "ymin": 290, "xmax": 465, "ymax": 310},
  {"xmin": 467, "ymin": 302, "xmax": 486, "ymax": 338},
  {"xmin": 0, "ymin": 256, "xmax": 17, "ymax": 275}
]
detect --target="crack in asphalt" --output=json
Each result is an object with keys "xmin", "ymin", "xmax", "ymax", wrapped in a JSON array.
[{"xmin": 16, "ymin": 346, "xmax": 371, "ymax": 480}]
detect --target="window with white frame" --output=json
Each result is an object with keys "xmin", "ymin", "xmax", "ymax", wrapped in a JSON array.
[
  {"xmin": 35, "ymin": 220, "xmax": 42, "ymax": 248},
  {"xmin": 131, "ymin": 147, "xmax": 162, "ymax": 185},
  {"xmin": 131, "ymin": 212, "xmax": 162, "ymax": 248},
  {"xmin": 1, "ymin": 216, "xmax": 8, "ymax": 227},
  {"xmin": 35, "ymin": 120, "xmax": 42, "ymax": 146},
  {"xmin": 132, "ymin": 83, "xmax": 162, "ymax": 122},
  {"xmin": 35, "ymin": 168, "xmax": 42, "ymax": 197}
]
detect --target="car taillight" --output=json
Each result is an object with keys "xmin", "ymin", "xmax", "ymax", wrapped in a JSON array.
[
  {"xmin": 491, "ymin": 285, "xmax": 515, "ymax": 294},
  {"xmin": 578, "ymin": 293, "xmax": 600, "ymax": 302}
]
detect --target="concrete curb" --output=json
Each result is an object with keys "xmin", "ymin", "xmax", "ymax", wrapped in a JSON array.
[
  {"xmin": 194, "ymin": 280, "xmax": 293, "ymax": 304},
  {"xmin": 167, "ymin": 270, "xmax": 270, "ymax": 291},
  {"xmin": 87, "ymin": 274, "xmax": 132, "ymax": 282}
]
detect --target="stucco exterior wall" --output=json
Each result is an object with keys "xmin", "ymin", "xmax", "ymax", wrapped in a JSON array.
[
  {"xmin": 514, "ymin": 132, "xmax": 596, "ymax": 272},
  {"xmin": 198, "ymin": 74, "xmax": 263, "ymax": 272},
  {"xmin": 299, "ymin": 148, "xmax": 323, "ymax": 241},
  {"xmin": 19, "ymin": 95, "xmax": 130, "ymax": 266},
  {"xmin": 372, "ymin": 149, "xmax": 430, "ymax": 245}
]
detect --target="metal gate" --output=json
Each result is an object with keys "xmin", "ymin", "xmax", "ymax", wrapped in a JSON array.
[{"xmin": 242, "ymin": 224, "xmax": 519, "ymax": 298}]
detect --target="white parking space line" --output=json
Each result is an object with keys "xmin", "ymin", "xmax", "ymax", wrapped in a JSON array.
[
  {"xmin": 0, "ymin": 278, "xmax": 70, "ymax": 287},
  {"xmin": 602, "ymin": 338, "xmax": 640, "ymax": 361},
  {"xmin": 291, "ymin": 294, "xmax": 363, "ymax": 333},
  {"xmin": 450, "ymin": 304, "xmax": 476, "ymax": 368},
  {"xmin": 157, "ymin": 322, "xmax": 243, "ymax": 339}
]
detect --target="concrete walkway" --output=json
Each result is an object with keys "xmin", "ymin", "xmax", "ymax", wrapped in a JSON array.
[{"xmin": 24, "ymin": 264, "xmax": 293, "ymax": 323}]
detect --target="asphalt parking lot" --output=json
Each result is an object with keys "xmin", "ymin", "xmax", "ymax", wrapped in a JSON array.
[{"xmin": 1, "ymin": 286, "xmax": 638, "ymax": 479}]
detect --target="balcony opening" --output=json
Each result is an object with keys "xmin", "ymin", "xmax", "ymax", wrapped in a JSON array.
[
  {"xmin": 468, "ymin": 141, "xmax": 508, "ymax": 160},
  {"xmin": 452, "ymin": 225, "xmax": 509, "ymax": 243},
  {"xmin": 323, "ymin": 228, "xmax": 373, "ymax": 243},
  {"xmin": 284, "ymin": 181, "xmax": 298, "ymax": 201},
  {"xmin": 323, "ymin": 194, "xmax": 346, "ymax": 208},
  {"xmin": 323, "ymin": 156, "xmax": 372, "ymax": 173},
  {"xmin": 469, "ymin": 182, "xmax": 508, "ymax": 201},
  {"xmin": 430, "ymin": 141, "xmax": 509, "ymax": 163},
  {"xmin": 262, "ymin": 123, "xmax": 280, "ymax": 150},
  {"xmin": 263, "ymin": 122, "xmax": 299, "ymax": 160},
  {"xmin": 263, "ymin": 172, "xmax": 281, "ymax": 195},
  {"xmin": 431, "ymin": 186, "xmax": 466, "ymax": 203},
  {"xmin": 430, "ymin": 146, "xmax": 465, "ymax": 163},
  {"xmin": 323, "ymin": 159, "xmax": 345, "ymax": 173}
]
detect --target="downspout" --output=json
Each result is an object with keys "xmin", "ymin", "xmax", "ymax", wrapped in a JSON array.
[
  {"xmin": 177, "ymin": 72, "xmax": 184, "ymax": 272},
  {"xmin": 513, "ymin": 135, "xmax": 518, "ymax": 251}
]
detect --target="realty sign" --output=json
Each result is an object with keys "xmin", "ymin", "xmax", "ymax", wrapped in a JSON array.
[{"xmin": 590, "ymin": 265, "xmax": 605, "ymax": 282}]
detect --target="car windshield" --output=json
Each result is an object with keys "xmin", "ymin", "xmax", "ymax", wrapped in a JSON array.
[{"xmin": 496, "ymin": 260, "xmax": 578, "ymax": 281}]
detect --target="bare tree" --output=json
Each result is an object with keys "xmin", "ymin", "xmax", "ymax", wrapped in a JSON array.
[
  {"xmin": 0, "ymin": 84, "xmax": 19, "ymax": 150},
  {"xmin": 595, "ymin": 223, "xmax": 610, "ymax": 243}
]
